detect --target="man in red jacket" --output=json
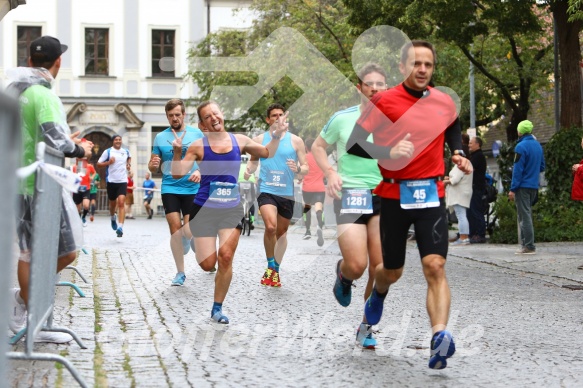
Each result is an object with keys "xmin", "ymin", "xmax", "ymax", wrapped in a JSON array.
[
  {"xmin": 572, "ymin": 136, "xmax": 583, "ymax": 202},
  {"xmin": 572, "ymin": 136, "xmax": 583, "ymax": 269}
]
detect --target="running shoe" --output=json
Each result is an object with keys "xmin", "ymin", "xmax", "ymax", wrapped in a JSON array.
[
  {"xmin": 171, "ymin": 272, "xmax": 186, "ymax": 286},
  {"xmin": 364, "ymin": 288, "xmax": 385, "ymax": 325},
  {"xmin": 82, "ymin": 216, "xmax": 87, "ymax": 227},
  {"xmin": 333, "ymin": 259, "xmax": 351, "ymax": 307},
  {"xmin": 270, "ymin": 270, "xmax": 281, "ymax": 287},
  {"xmin": 34, "ymin": 331, "xmax": 73, "ymax": 343},
  {"xmin": 356, "ymin": 323, "xmax": 377, "ymax": 349},
  {"xmin": 182, "ymin": 236, "xmax": 191, "ymax": 254},
  {"xmin": 317, "ymin": 226, "xmax": 324, "ymax": 247},
  {"xmin": 428, "ymin": 330, "xmax": 456, "ymax": 369},
  {"xmin": 451, "ymin": 238, "xmax": 470, "ymax": 246},
  {"xmin": 111, "ymin": 214, "xmax": 118, "ymax": 231},
  {"xmin": 260, "ymin": 268, "xmax": 273, "ymax": 286},
  {"xmin": 9, "ymin": 288, "xmax": 26, "ymax": 334},
  {"xmin": 211, "ymin": 308, "xmax": 229, "ymax": 324},
  {"xmin": 90, "ymin": 214, "xmax": 94, "ymax": 222},
  {"xmin": 303, "ymin": 231, "xmax": 311, "ymax": 240},
  {"xmin": 116, "ymin": 227, "xmax": 123, "ymax": 237}
]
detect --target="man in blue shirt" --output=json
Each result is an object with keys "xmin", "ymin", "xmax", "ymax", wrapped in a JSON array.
[
  {"xmin": 508, "ymin": 120, "xmax": 545, "ymax": 255},
  {"xmin": 149, "ymin": 99, "xmax": 204, "ymax": 285},
  {"xmin": 245, "ymin": 104, "xmax": 308, "ymax": 287},
  {"xmin": 142, "ymin": 172, "xmax": 157, "ymax": 219}
]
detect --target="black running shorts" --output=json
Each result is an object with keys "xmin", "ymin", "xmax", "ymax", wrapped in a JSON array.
[{"xmin": 380, "ymin": 198, "xmax": 449, "ymax": 269}]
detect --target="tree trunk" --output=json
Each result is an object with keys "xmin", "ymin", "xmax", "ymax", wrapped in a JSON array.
[
  {"xmin": 553, "ymin": 1, "xmax": 583, "ymax": 130},
  {"xmin": 506, "ymin": 111, "xmax": 526, "ymax": 143}
]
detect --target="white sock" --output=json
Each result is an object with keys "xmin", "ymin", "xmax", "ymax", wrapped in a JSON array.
[{"xmin": 119, "ymin": 223, "xmax": 123, "ymax": 229}]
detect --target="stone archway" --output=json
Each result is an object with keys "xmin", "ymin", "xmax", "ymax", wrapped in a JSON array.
[{"xmin": 84, "ymin": 128, "xmax": 113, "ymax": 189}]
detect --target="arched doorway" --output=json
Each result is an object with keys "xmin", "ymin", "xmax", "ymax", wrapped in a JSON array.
[{"xmin": 84, "ymin": 131, "xmax": 113, "ymax": 190}]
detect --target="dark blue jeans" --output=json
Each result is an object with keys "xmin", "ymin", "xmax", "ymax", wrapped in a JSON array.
[{"xmin": 468, "ymin": 188, "xmax": 486, "ymax": 238}]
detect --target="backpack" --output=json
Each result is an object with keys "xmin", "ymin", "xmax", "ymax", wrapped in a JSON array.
[{"xmin": 484, "ymin": 181, "xmax": 497, "ymax": 203}]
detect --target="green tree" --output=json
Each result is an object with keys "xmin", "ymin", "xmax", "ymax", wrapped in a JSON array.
[
  {"xmin": 187, "ymin": 0, "xmax": 362, "ymax": 137},
  {"xmin": 568, "ymin": 0, "xmax": 583, "ymax": 21},
  {"xmin": 342, "ymin": 0, "xmax": 576, "ymax": 141}
]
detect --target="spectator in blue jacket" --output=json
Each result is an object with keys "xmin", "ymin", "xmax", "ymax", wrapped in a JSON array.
[{"xmin": 508, "ymin": 120, "xmax": 545, "ymax": 255}]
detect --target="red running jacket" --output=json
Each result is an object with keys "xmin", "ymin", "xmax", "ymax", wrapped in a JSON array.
[{"xmin": 572, "ymin": 159, "xmax": 583, "ymax": 201}]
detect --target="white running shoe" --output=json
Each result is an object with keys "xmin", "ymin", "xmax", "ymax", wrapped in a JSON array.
[
  {"xmin": 33, "ymin": 331, "xmax": 73, "ymax": 343},
  {"xmin": 9, "ymin": 288, "xmax": 27, "ymax": 334}
]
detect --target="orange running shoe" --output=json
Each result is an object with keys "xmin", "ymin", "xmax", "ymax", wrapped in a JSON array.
[
  {"xmin": 270, "ymin": 270, "xmax": 281, "ymax": 288},
  {"xmin": 260, "ymin": 268, "xmax": 273, "ymax": 286}
]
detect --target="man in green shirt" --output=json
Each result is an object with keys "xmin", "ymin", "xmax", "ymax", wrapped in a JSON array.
[
  {"xmin": 89, "ymin": 169, "xmax": 100, "ymax": 221},
  {"xmin": 312, "ymin": 63, "xmax": 386, "ymax": 349},
  {"xmin": 8, "ymin": 36, "xmax": 93, "ymax": 343}
]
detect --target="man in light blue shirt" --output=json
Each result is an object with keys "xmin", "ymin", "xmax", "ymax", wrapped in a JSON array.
[
  {"xmin": 149, "ymin": 99, "xmax": 204, "ymax": 286},
  {"xmin": 142, "ymin": 172, "xmax": 157, "ymax": 219}
]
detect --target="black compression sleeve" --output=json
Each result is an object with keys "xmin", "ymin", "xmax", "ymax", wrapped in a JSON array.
[
  {"xmin": 346, "ymin": 123, "xmax": 391, "ymax": 160},
  {"xmin": 444, "ymin": 118, "xmax": 463, "ymax": 152},
  {"xmin": 65, "ymin": 144, "xmax": 87, "ymax": 158}
]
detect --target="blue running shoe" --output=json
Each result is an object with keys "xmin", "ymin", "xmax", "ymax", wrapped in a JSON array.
[
  {"xmin": 356, "ymin": 323, "xmax": 377, "ymax": 349},
  {"xmin": 116, "ymin": 227, "xmax": 123, "ymax": 237},
  {"xmin": 111, "ymin": 214, "xmax": 117, "ymax": 231},
  {"xmin": 211, "ymin": 309, "xmax": 229, "ymax": 324},
  {"xmin": 333, "ymin": 259, "xmax": 351, "ymax": 307},
  {"xmin": 171, "ymin": 272, "xmax": 186, "ymax": 286},
  {"xmin": 428, "ymin": 330, "xmax": 456, "ymax": 369},
  {"xmin": 182, "ymin": 236, "xmax": 190, "ymax": 254},
  {"xmin": 364, "ymin": 288, "xmax": 385, "ymax": 325}
]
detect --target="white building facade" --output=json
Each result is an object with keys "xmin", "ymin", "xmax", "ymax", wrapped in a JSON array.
[{"xmin": 0, "ymin": 0, "xmax": 252, "ymax": 213}]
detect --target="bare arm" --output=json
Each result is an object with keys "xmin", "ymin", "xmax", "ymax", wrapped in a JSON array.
[
  {"xmin": 97, "ymin": 158, "xmax": 114, "ymax": 169},
  {"xmin": 148, "ymin": 153, "xmax": 161, "ymax": 173},
  {"xmin": 293, "ymin": 136, "xmax": 308, "ymax": 176},
  {"xmin": 171, "ymin": 132, "xmax": 199, "ymax": 179},
  {"xmin": 312, "ymin": 135, "xmax": 342, "ymax": 199}
]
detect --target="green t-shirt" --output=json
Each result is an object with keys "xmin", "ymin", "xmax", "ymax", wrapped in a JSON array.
[
  {"xmin": 320, "ymin": 105, "xmax": 382, "ymax": 190},
  {"xmin": 20, "ymin": 84, "xmax": 64, "ymax": 195},
  {"xmin": 238, "ymin": 162, "xmax": 256, "ymax": 183},
  {"xmin": 90, "ymin": 173, "xmax": 100, "ymax": 194}
]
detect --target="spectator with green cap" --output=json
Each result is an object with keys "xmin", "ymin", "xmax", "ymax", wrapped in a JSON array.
[{"xmin": 508, "ymin": 120, "xmax": 545, "ymax": 254}]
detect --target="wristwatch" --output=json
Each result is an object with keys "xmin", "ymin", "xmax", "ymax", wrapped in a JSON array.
[
  {"xmin": 453, "ymin": 150, "xmax": 466, "ymax": 158},
  {"xmin": 271, "ymin": 131, "xmax": 281, "ymax": 140}
]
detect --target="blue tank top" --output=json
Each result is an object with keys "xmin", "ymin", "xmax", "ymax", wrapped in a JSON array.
[
  {"xmin": 195, "ymin": 133, "xmax": 241, "ymax": 208},
  {"xmin": 259, "ymin": 132, "xmax": 297, "ymax": 197}
]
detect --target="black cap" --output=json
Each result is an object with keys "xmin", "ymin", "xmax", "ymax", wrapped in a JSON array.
[{"xmin": 30, "ymin": 36, "xmax": 68, "ymax": 62}]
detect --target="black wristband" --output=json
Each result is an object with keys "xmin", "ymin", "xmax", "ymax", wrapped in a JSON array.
[{"xmin": 64, "ymin": 143, "xmax": 86, "ymax": 158}]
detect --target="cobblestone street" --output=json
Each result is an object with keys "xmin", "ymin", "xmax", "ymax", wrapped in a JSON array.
[{"xmin": 7, "ymin": 216, "xmax": 583, "ymax": 387}]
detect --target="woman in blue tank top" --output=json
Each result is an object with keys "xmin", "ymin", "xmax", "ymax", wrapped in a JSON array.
[{"xmin": 170, "ymin": 101, "xmax": 288, "ymax": 325}]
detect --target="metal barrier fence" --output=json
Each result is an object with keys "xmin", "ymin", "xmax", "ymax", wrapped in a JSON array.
[
  {"xmin": 6, "ymin": 143, "xmax": 88, "ymax": 388},
  {"xmin": 0, "ymin": 90, "xmax": 20, "ymax": 386}
]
